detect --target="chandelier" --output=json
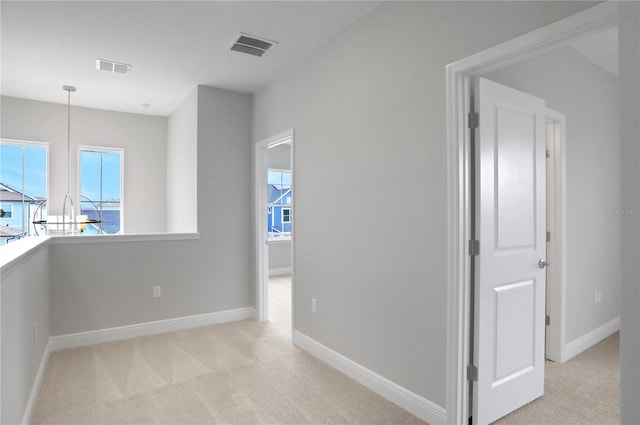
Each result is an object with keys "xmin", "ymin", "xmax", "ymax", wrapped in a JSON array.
[{"xmin": 32, "ymin": 86, "xmax": 102, "ymax": 235}]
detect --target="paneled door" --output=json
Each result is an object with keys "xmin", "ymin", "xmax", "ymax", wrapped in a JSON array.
[{"xmin": 472, "ymin": 77, "xmax": 547, "ymax": 424}]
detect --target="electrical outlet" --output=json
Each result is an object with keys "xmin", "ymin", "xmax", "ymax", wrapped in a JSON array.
[
  {"xmin": 311, "ymin": 298, "xmax": 317, "ymax": 313},
  {"xmin": 153, "ymin": 285, "xmax": 161, "ymax": 298},
  {"xmin": 594, "ymin": 290, "xmax": 603, "ymax": 304},
  {"xmin": 33, "ymin": 322, "xmax": 38, "ymax": 345}
]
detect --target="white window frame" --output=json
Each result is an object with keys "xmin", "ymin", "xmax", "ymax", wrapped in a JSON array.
[
  {"xmin": 267, "ymin": 168, "xmax": 292, "ymax": 241},
  {"xmin": 77, "ymin": 145, "xmax": 124, "ymax": 234}
]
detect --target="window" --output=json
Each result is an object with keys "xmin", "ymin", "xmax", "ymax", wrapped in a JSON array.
[
  {"xmin": 0, "ymin": 140, "xmax": 48, "ymax": 245},
  {"xmin": 0, "ymin": 204, "xmax": 13, "ymax": 219},
  {"xmin": 79, "ymin": 147, "xmax": 123, "ymax": 235},
  {"xmin": 267, "ymin": 169, "xmax": 292, "ymax": 239},
  {"xmin": 281, "ymin": 208, "xmax": 291, "ymax": 223}
]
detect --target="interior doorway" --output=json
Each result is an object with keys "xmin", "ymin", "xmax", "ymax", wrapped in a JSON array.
[
  {"xmin": 255, "ymin": 129, "xmax": 294, "ymax": 330},
  {"xmin": 544, "ymin": 110, "xmax": 566, "ymax": 364},
  {"xmin": 268, "ymin": 273, "xmax": 292, "ymax": 334},
  {"xmin": 445, "ymin": 3, "xmax": 620, "ymax": 424}
]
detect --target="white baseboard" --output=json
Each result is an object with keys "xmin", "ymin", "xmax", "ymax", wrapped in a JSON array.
[
  {"xmin": 269, "ymin": 267, "xmax": 292, "ymax": 276},
  {"xmin": 22, "ymin": 338, "xmax": 52, "ymax": 425},
  {"xmin": 563, "ymin": 316, "xmax": 620, "ymax": 362},
  {"xmin": 292, "ymin": 331, "xmax": 447, "ymax": 425},
  {"xmin": 49, "ymin": 307, "xmax": 256, "ymax": 351}
]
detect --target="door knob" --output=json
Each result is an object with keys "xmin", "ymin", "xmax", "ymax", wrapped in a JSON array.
[{"xmin": 538, "ymin": 259, "xmax": 549, "ymax": 269}]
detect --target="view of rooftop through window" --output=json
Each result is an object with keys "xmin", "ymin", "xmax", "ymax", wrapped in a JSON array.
[
  {"xmin": 0, "ymin": 141, "xmax": 123, "ymax": 245},
  {"xmin": 0, "ymin": 142, "xmax": 47, "ymax": 245},
  {"xmin": 267, "ymin": 169, "xmax": 292, "ymax": 239}
]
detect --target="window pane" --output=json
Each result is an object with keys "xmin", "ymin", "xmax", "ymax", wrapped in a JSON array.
[
  {"xmin": 24, "ymin": 146, "xmax": 47, "ymax": 199},
  {"xmin": 282, "ymin": 208, "xmax": 291, "ymax": 223},
  {"xmin": 0, "ymin": 142, "xmax": 48, "ymax": 245},
  {"xmin": 80, "ymin": 149, "xmax": 122, "ymax": 235},
  {"xmin": 80, "ymin": 151, "xmax": 101, "ymax": 201},
  {"xmin": 0, "ymin": 144, "xmax": 23, "ymax": 191},
  {"xmin": 0, "ymin": 204, "xmax": 13, "ymax": 218},
  {"xmin": 23, "ymin": 146, "xmax": 47, "ymax": 239},
  {"xmin": 267, "ymin": 169, "xmax": 292, "ymax": 238}
]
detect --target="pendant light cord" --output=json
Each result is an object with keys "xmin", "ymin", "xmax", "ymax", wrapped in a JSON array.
[{"xmin": 67, "ymin": 88, "xmax": 71, "ymax": 194}]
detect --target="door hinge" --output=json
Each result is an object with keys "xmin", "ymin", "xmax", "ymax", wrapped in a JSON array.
[
  {"xmin": 546, "ymin": 149, "xmax": 551, "ymax": 158},
  {"xmin": 546, "ymin": 315, "xmax": 550, "ymax": 326},
  {"xmin": 469, "ymin": 240, "xmax": 480, "ymax": 256},
  {"xmin": 467, "ymin": 365, "xmax": 478, "ymax": 381},
  {"xmin": 468, "ymin": 112, "xmax": 479, "ymax": 129},
  {"xmin": 546, "ymin": 231, "xmax": 551, "ymax": 242}
]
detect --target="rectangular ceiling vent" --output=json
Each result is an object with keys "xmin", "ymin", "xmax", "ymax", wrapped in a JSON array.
[
  {"xmin": 96, "ymin": 59, "xmax": 132, "ymax": 75},
  {"xmin": 229, "ymin": 33, "xmax": 277, "ymax": 58}
]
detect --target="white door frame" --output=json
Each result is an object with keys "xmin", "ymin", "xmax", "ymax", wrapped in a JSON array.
[
  {"xmin": 445, "ymin": 3, "xmax": 617, "ymax": 423},
  {"xmin": 255, "ymin": 128, "xmax": 294, "ymax": 323},
  {"xmin": 545, "ymin": 108, "xmax": 567, "ymax": 363}
]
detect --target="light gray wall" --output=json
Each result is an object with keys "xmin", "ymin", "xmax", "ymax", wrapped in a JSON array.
[
  {"xmin": 484, "ymin": 47, "xmax": 621, "ymax": 344},
  {"xmin": 167, "ymin": 88, "xmax": 198, "ymax": 233},
  {"xmin": 50, "ymin": 86, "xmax": 253, "ymax": 335},
  {"xmin": 253, "ymin": 0, "xmax": 599, "ymax": 406},
  {"xmin": 269, "ymin": 242, "xmax": 291, "ymax": 272},
  {"xmin": 49, "ymin": 238, "xmax": 241, "ymax": 334},
  {"xmin": 197, "ymin": 85, "xmax": 252, "ymax": 302},
  {"xmin": 618, "ymin": 2, "xmax": 640, "ymax": 423},
  {"xmin": 0, "ymin": 96, "xmax": 168, "ymax": 233},
  {"xmin": 1, "ymin": 244, "xmax": 50, "ymax": 425}
]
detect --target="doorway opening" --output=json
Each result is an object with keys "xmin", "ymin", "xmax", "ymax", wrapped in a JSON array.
[
  {"xmin": 445, "ymin": 3, "xmax": 620, "ymax": 424},
  {"xmin": 255, "ymin": 129, "xmax": 294, "ymax": 334},
  {"xmin": 544, "ymin": 110, "xmax": 566, "ymax": 364}
]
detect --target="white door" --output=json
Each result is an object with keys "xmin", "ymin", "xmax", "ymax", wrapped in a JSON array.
[{"xmin": 473, "ymin": 77, "xmax": 547, "ymax": 424}]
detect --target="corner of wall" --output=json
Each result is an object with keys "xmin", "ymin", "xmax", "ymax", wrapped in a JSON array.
[
  {"xmin": 166, "ymin": 87, "xmax": 199, "ymax": 233},
  {"xmin": 618, "ymin": 2, "xmax": 640, "ymax": 423}
]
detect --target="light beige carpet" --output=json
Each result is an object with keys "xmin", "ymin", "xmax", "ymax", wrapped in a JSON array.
[
  {"xmin": 32, "ymin": 274, "xmax": 619, "ymax": 425},
  {"xmin": 267, "ymin": 274, "xmax": 293, "ymax": 334},
  {"xmin": 494, "ymin": 332, "xmax": 619, "ymax": 425},
  {"xmin": 32, "ymin": 275, "xmax": 426, "ymax": 425}
]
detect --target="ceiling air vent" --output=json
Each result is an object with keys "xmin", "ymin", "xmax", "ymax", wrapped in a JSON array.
[
  {"xmin": 96, "ymin": 58, "xmax": 132, "ymax": 75},
  {"xmin": 229, "ymin": 33, "xmax": 277, "ymax": 58}
]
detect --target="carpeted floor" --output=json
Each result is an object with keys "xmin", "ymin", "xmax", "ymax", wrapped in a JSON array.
[
  {"xmin": 266, "ymin": 274, "xmax": 292, "ymax": 334},
  {"xmin": 31, "ymin": 275, "xmax": 425, "ymax": 425},
  {"xmin": 32, "ymin": 274, "xmax": 619, "ymax": 425},
  {"xmin": 494, "ymin": 332, "xmax": 619, "ymax": 425}
]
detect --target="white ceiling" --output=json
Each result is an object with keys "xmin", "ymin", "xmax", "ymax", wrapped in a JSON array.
[
  {"xmin": 1, "ymin": 1, "xmax": 381, "ymax": 116},
  {"xmin": 1, "ymin": 2, "xmax": 618, "ymax": 117}
]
